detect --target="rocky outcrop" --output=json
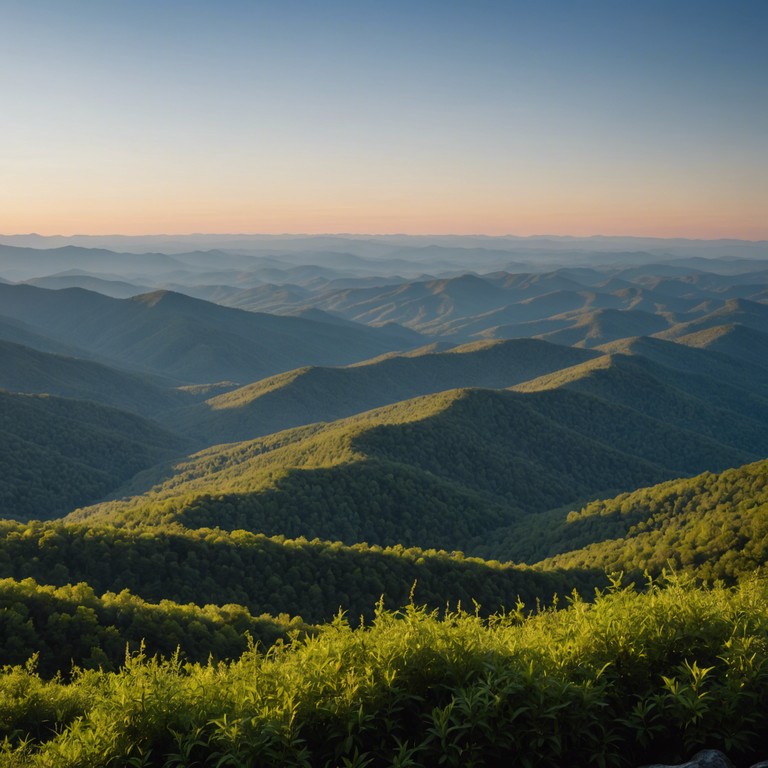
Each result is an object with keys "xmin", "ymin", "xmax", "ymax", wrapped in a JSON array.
[{"xmin": 641, "ymin": 750, "xmax": 768, "ymax": 768}]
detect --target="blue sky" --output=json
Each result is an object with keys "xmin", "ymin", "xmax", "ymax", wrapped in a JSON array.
[{"xmin": 2, "ymin": 0, "xmax": 766, "ymax": 237}]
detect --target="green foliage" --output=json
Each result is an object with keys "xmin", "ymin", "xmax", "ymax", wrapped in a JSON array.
[
  {"xmin": 0, "ymin": 577, "xmax": 306, "ymax": 676},
  {"xmin": 173, "ymin": 460, "xmax": 516, "ymax": 552},
  {"xmin": 0, "ymin": 390, "xmax": 188, "ymax": 521},
  {"xmin": 2, "ymin": 577, "xmax": 768, "ymax": 767},
  {"xmin": 0, "ymin": 521, "xmax": 586, "ymax": 627},
  {"xmin": 538, "ymin": 460, "xmax": 768, "ymax": 582},
  {"xmin": 71, "ymin": 383, "xmax": 744, "ymax": 550}
]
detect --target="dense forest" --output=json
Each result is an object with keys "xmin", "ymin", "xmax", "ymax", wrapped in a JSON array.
[
  {"xmin": 68, "ymin": 384, "xmax": 761, "ymax": 554},
  {"xmin": 0, "ymin": 522, "xmax": 587, "ymax": 628},
  {"xmin": 0, "ymin": 390, "xmax": 188, "ymax": 521},
  {"xmin": 0, "ymin": 577, "xmax": 306, "ymax": 676},
  {"xmin": 538, "ymin": 460, "xmax": 768, "ymax": 581}
]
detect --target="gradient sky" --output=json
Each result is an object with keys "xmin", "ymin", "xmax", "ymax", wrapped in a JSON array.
[{"xmin": 2, "ymin": 0, "xmax": 766, "ymax": 238}]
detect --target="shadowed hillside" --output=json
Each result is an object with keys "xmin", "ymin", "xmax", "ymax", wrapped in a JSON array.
[
  {"xmin": 71, "ymin": 385, "xmax": 757, "ymax": 551},
  {"xmin": 513, "ymin": 353, "xmax": 768, "ymax": 455},
  {"xmin": 173, "ymin": 338, "xmax": 599, "ymax": 443},
  {"xmin": 597, "ymin": 334, "xmax": 768, "ymax": 396},
  {"xmin": 535, "ymin": 307, "xmax": 670, "ymax": 347},
  {"xmin": 0, "ymin": 391, "xmax": 189, "ymax": 521},
  {"xmin": 673, "ymin": 323, "xmax": 768, "ymax": 369},
  {"xmin": 658, "ymin": 298, "xmax": 768, "ymax": 339},
  {"xmin": 0, "ymin": 340, "xmax": 187, "ymax": 414},
  {"xmin": 0, "ymin": 283, "xmax": 423, "ymax": 383}
]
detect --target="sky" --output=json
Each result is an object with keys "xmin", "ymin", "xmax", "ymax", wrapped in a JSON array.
[{"xmin": 2, "ymin": 0, "xmax": 767, "ymax": 239}]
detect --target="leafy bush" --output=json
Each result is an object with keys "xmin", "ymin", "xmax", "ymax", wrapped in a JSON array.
[{"xmin": 2, "ymin": 575, "xmax": 768, "ymax": 767}]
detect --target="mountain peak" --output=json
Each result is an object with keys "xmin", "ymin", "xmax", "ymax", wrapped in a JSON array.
[{"xmin": 129, "ymin": 289, "xmax": 203, "ymax": 310}]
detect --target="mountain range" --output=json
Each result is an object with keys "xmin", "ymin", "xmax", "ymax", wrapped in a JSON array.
[
  {"xmin": 0, "ymin": 283, "xmax": 421, "ymax": 383},
  {"xmin": 0, "ymin": 235, "xmax": 766, "ymax": 664}
]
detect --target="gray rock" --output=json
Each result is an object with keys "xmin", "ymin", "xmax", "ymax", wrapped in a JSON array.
[
  {"xmin": 747, "ymin": 762, "xmax": 768, "ymax": 768},
  {"xmin": 642, "ymin": 749, "xmax": 735, "ymax": 768}
]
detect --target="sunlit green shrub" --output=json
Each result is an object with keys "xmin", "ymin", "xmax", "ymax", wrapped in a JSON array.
[{"xmin": 2, "ymin": 575, "xmax": 767, "ymax": 767}]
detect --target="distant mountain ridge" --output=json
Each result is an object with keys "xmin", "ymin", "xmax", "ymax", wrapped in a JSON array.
[
  {"xmin": 24, "ymin": 273, "xmax": 151, "ymax": 298},
  {"xmin": 0, "ymin": 243, "xmax": 185, "ymax": 280},
  {"xmin": 173, "ymin": 338, "xmax": 599, "ymax": 444},
  {"xmin": 0, "ymin": 339, "xmax": 186, "ymax": 414},
  {"xmin": 659, "ymin": 297, "xmax": 768, "ymax": 339},
  {"xmin": 0, "ymin": 283, "xmax": 423, "ymax": 383}
]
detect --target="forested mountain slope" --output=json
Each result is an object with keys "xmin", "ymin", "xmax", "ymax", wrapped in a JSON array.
[
  {"xmin": 71, "ymin": 385, "xmax": 756, "ymax": 551},
  {"xmin": 0, "ymin": 391, "xmax": 189, "ymax": 521},
  {"xmin": 0, "ymin": 284, "xmax": 421, "ymax": 383},
  {"xmin": 0, "ymin": 522, "xmax": 588, "ymax": 628},
  {"xmin": 597, "ymin": 334, "xmax": 768, "ymax": 396},
  {"xmin": 673, "ymin": 323, "xmax": 768, "ymax": 369},
  {"xmin": 536, "ymin": 460, "xmax": 768, "ymax": 582},
  {"xmin": 174, "ymin": 339, "xmax": 599, "ymax": 443},
  {"xmin": 513, "ymin": 353, "xmax": 768, "ymax": 456},
  {"xmin": 0, "ymin": 340, "xmax": 187, "ymax": 415},
  {"xmin": 0, "ymin": 314, "xmax": 90, "ymax": 358}
]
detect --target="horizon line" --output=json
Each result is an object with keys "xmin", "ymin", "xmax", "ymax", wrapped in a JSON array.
[{"xmin": 2, "ymin": 232, "xmax": 767, "ymax": 245}]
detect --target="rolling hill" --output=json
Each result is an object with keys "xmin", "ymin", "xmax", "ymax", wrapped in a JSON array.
[
  {"xmin": 658, "ymin": 298, "xmax": 768, "ymax": 339},
  {"xmin": 673, "ymin": 323, "xmax": 768, "ymax": 369},
  {"xmin": 513, "ymin": 353, "xmax": 768, "ymax": 455},
  {"xmin": 598, "ymin": 333, "xmax": 768, "ymax": 395},
  {"xmin": 203, "ymin": 268, "xmax": 740, "ymax": 342},
  {"xmin": 534, "ymin": 307, "xmax": 670, "ymax": 347},
  {"xmin": 173, "ymin": 338, "xmax": 600, "ymax": 444},
  {"xmin": 0, "ymin": 284, "xmax": 423, "ymax": 383},
  {"xmin": 535, "ymin": 459, "xmax": 768, "ymax": 582},
  {"xmin": 0, "ymin": 390, "xmax": 189, "ymax": 521},
  {"xmin": 71, "ymin": 384, "xmax": 757, "ymax": 551},
  {"xmin": 0, "ymin": 340, "xmax": 187, "ymax": 415}
]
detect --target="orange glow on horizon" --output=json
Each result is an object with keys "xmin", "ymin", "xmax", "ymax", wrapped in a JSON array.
[
  {"xmin": 3, "ymin": 176, "xmax": 767, "ymax": 242},
  {"xmin": 2, "ymin": 213, "xmax": 765, "ymax": 242}
]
